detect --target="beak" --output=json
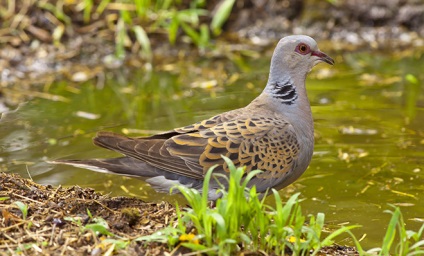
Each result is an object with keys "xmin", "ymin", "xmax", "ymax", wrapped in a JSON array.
[{"xmin": 312, "ymin": 50, "xmax": 335, "ymax": 65}]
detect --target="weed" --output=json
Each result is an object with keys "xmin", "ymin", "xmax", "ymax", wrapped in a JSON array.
[
  {"xmin": 13, "ymin": 201, "xmax": 28, "ymax": 220},
  {"xmin": 365, "ymin": 205, "xmax": 424, "ymax": 256},
  {"xmin": 65, "ymin": 209, "xmax": 113, "ymax": 236},
  {"xmin": 139, "ymin": 157, "xmax": 359, "ymax": 255},
  {"xmin": 136, "ymin": 158, "xmax": 424, "ymax": 255}
]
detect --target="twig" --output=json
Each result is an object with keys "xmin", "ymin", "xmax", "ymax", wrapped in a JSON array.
[
  {"xmin": 60, "ymin": 237, "xmax": 69, "ymax": 256},
  {"xmin": 3, "ymin": 233, "xmax": 18, "ymax": 243},
  {"xmin": 74, "ymin": 198, "xmax": 116, "ymax": 214},
  {"xmin": 11, "ymin": 193, "xmax": 44, "ymax": 204},
  {"xmin": 50, "ymin": 224, "xmax": 56, "ymax": 245},
  {"xmin": 25, "ymin": 165, "xmax": 33, "ymax": 181},
  {"xmin": 0, "ymin": 221, "xmax": 26, "ymax": 232},
  {"xmin": 50, "ymin": 185, "xmax": 62, "ymax": 199}
]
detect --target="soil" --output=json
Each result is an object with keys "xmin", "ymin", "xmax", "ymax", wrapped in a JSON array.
[
  {"xmin": 0, "ymin": 172, "xmax": 177, "ymax": 255},
  {"xmin": 0, "ymin": 172, "xmax": 360, "ymax": 255}
]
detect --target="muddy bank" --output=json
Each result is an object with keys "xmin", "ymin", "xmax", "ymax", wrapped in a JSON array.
[{"xmin": 0, "ymin": 172, "xmax": 176, "ymax": 255}]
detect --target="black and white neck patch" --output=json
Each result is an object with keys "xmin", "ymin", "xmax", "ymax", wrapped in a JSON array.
[{"xmin": 271, "ymin": 79, "xmax": 298, "ymax": 105}]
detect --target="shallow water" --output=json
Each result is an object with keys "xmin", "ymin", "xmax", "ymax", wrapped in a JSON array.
[{"xmin": 1, "ymin": 47, "xmax": 423, "ymax": 248}]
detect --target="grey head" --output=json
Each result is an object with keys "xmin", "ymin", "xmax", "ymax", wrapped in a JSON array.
[
  {"xmin": 269, "ymin": 35, "xmax": 334, "ymax": 83},
  {"xmin": 260, "ymin": 35, "xmax": 334, "ymax": 107}
]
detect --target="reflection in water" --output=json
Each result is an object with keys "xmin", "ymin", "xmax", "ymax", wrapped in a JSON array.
[{"xmin": 1, "ymin": 50, "xmax": 423, "ymax": 248}]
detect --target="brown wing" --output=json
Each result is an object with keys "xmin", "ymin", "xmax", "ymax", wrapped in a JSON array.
[
  {"xmin": 94, "ymin": 116, "xmax": 300, "ymax": 181},
  {"xmin": 166, "ymin": 117, "xmax": 300, "ymax": 179},
  {"xmin": 94, "ymin": 133, "xmax": 205, "ymax": 179},
  {"xmin": 93, "ymin": 110, "xmax": 243, "ymax": 179}
]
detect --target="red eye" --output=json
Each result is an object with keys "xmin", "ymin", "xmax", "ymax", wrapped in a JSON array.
[{"xmin": 296, "ymin": 43, "xmax": 310, "ymax": 55}]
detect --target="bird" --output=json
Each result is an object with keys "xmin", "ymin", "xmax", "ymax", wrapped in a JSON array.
[{"xmin": 51, "ymin": 35, "xmax": 334, "ymax": 200}]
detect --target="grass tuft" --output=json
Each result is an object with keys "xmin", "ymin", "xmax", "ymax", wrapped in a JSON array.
[
  {"xmin": 137, "ymin": 158, "xmax": 424, "ymax": 255},
  {"xmin": 366, "ymin": 205, "xmax": 424, "ymax": 255},
  {"xmin": 140, "ymin": 157, "xmax": 360, "ymax": 255}
]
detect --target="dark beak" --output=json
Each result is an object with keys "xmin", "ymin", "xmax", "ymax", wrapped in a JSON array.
[{"xmin": 312, "ymin": 50, "xmax": 335, "ymax": 65}]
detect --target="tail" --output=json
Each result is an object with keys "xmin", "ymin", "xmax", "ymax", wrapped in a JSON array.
[
  {"xmin": 48, "ymin": 157, "xmax": 205, "ymax": 194},
  {"xmin": 48, "ymin": 157, "xmax": 159, "ymax": 178}
]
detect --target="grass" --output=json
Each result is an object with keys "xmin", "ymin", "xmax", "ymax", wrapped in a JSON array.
[
  {"xmin": 165, "ymin": 157, "xmax": 360, "ymax": 255},
  {"xmin": 65, "ymin": 208, "xmax": 115, "ymax": 237},
  {"xmin": 363, "ymin": 206, "xmax": 424, "ymax": 256},
  {"xmin": 136, "ymin": 157, "xmax": 424, "ymax": 255},
  {"xmin": 64, "ymin": 208, "xmax": 131, "ymax": 252},
  {"xmin": 0, "ymin": 0, "xmax": 236, "ymax": 58},
  {"xmin": 167, "ymin": 161, "xmax": 350, "ymax": 255},
  {"xmin": 13, "ymin": 201, "xmax": 28, "ymax": 220}
]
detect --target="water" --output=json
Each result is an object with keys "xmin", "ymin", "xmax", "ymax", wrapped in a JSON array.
[{"xmin": 1, "ymin": 47, "xmax": 423, "ymax": 248}]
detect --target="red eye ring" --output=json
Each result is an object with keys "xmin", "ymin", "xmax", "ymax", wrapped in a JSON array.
[{"xmin": 296, "ymin": 43, "xmax": 310, "ymax": 55}]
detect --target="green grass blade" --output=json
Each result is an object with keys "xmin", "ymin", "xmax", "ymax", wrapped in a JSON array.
[
  {"xmin": 133, "ymin": 25, "xmax": 152, "ymax": 61},
  {"xmin": 115, "ymin": 18, "xmax": 127, "ymax": 59},
  {"xmin": 168, "ymin": 13, "xmax": 179, "ymax": 44},
  {"xmin": 96, "ymin": 0, "xmax": 111, "ymax": 15},
  {"xmin": 319, "ymin": 225, "xmax": 361, "ymax": 248},
  {"xmin": 14, "ymin": 201, "xmax": 28, "ymax": 220},
  {"xmin": 210, "ymin": 0, "xmax": 235, "ymax": 35},
  {"xmin": 409, "ymin": 240, "xmax": 424, "ymax": 250},
  {"xmin": 83, "ymin": 0, "xmax": 93, "ymax": 23},
  {"xmin": 381, "ymin": 207, "xmax": 401, "ymax": 255}
]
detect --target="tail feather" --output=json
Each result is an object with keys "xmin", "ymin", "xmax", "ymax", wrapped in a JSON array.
[
  {"xmin": 48, "ymin": 157, "xmax": 159, "ymax": 178},
  {"xmin": 49, "ymin": 157, "xmax": 205, "ymax": 193}
]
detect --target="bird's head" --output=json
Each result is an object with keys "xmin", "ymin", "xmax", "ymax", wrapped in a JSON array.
[{"xmin": 269, "ymin": 35, "xmax": 334, "ymax": 83}]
